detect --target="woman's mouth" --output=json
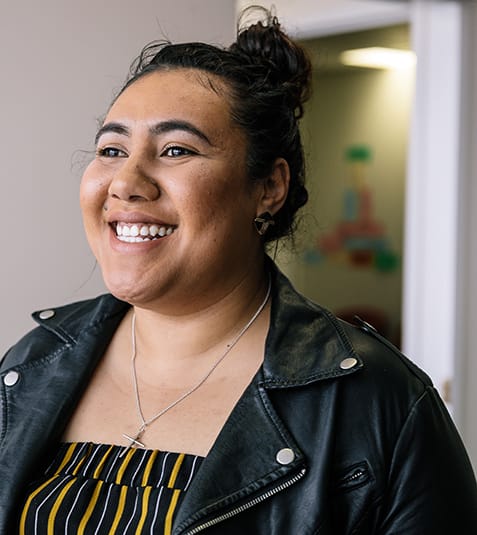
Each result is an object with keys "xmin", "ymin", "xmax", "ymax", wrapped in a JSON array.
[{"xmin": 113, "ymin": 222, "xmax": 175, "ymax": 243}]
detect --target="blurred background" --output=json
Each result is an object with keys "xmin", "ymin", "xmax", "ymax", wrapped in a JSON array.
[{"xmin": 1, "ymin": 0, "xmax": 477, "ymax": 469}]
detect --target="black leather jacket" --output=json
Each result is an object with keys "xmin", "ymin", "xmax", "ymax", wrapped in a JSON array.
[{"xmin": 1, "ymin": 266, "xmax": 476, "ymax": 534}]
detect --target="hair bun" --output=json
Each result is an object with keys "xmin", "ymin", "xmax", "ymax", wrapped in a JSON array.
[{"xmin": 230, "ymin": 8, "xmax": 312, "ymax": 118}]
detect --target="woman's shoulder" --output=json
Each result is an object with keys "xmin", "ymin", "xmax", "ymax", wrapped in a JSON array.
[{"xmin": 0, "ymin": 294, "xmax": 128, "ymax": 371}]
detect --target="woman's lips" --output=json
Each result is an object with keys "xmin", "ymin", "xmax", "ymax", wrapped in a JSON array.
[{"xmin": 112, "ymin": 221, "xmax": 176, "ymax": 243}]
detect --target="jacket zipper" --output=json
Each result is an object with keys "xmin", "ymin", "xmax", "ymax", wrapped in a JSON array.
[
  {"xmin": 338, "ymin": 463, "xmax": 369, "ymax": 490},
  {"xmin": 182, "ymin": 468, "xmax": 306, "ymax": 534},
  {"xmin": 342, "ymin": 468, "xmax": 366, "ymax": 484}
]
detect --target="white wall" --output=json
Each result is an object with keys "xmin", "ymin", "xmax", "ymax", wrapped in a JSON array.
[
  {"xmin": 402, "ymin": 1, "xmax": 463, "ymax": 404},
  {"xmin": 454, "ymin": 0, "xmax": 477, "ymax": 472},
  {"xmin": 0, "ymin": 0, "xmax": 235, "ymax": 357}
]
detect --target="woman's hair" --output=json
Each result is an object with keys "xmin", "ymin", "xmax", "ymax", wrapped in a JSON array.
[{"xmin": 117, "ymin": 7, "xmax": 312, "ymax": 242}]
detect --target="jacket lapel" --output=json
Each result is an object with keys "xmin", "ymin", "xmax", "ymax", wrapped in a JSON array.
[{"xmin": 173, "ymin": 370, "xmax": 306, "ymax": 534}]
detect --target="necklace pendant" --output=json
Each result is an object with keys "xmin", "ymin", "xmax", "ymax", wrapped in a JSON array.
[{"xmin": 120, "ymin": 432, "xmax": 146, "ymax": 457}]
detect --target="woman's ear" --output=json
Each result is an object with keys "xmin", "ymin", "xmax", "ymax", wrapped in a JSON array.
[{"xmin": 256, "ymin": 157, "xmax": 290, "ymax": 215}]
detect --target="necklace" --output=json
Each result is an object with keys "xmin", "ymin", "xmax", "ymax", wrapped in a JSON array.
[{"xmin": 120, "ymin": 277, "xmax": 272, "ymax": 456}]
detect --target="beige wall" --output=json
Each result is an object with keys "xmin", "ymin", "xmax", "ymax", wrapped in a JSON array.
[{"xmin": 0, "ymin": 0, "xmax": 235, "ymax": 357}]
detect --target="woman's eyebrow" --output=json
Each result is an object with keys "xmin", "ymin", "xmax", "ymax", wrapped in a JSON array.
[
  {"xmin": 94, "ymin": 120, "xmax": 211, "ymax": 146},
  {"xmin": 150, "ymin": 120, "xmax": 211, "ymax": 145},
  {"xmin": 95, "ymin": 122, "xmax": 130, "ymax": 145}
]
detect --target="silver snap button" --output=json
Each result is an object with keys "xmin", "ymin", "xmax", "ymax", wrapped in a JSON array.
[
  {"xmin": 340, "ymin": 357, "xmax": 358, "ymax": 370},
  {"xmin": 3, "ymin": 370, "xmax": 20, "ymax": 386},
  {"xmin": 39, "ymin": 309, "xmax": 55, "ymax": 320},
  {"xmin": 276, "ymin": 448, "xmax": 295, "ymax": 465}
]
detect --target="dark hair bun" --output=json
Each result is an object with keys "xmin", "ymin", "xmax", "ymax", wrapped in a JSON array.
[{"xmin": 230, "ymin": 7, "xmax": 312, "ymax": 119}]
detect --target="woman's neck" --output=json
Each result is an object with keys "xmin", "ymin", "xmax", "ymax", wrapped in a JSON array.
[{"xmin": 129, "ymin": 267, "xmax": 270, "ymax": 370}]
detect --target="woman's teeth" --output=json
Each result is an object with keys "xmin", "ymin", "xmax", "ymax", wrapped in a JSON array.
[{"xmin": 115, "ymin": 223, "xmax": 174, "ymax": 243}]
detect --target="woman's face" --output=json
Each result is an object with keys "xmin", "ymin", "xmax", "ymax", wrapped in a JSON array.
[{"xmin": 80, "ymin": 69, "xmax": 265, "ymax": 310}]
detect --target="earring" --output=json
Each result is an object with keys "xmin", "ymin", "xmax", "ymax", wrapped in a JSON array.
[{"xmin": 254, "ymin": 212, "xmax": 275, "ymax": 236}]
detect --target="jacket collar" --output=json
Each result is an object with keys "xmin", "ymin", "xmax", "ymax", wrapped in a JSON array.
[
  {"xmin": 262, "ymin": 264, "xmax": 362, "ymax": 386},
  {"xmin": 28, "ymin": 262, "xmax": 362, "ymax": 387},
  {"xmin": 30, "ymin": 294, "xmax": 129, "ymax": 346}
]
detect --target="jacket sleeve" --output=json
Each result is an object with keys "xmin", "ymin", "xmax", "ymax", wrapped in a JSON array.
[{"xmin": 378, "ymin": 385, "xmax": 477, "ymax": 534}]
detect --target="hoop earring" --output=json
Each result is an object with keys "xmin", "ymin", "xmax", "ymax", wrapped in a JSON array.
[{"xmin": 254, "ymin": 212, "xmax": 275, "ymax": 236}]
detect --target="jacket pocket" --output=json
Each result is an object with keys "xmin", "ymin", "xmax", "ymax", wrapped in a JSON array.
[
  {"xmin": 332, "ymin": 460, "xmax": 380, "ymax": 533},
  {"xmin": 336, "ymin": 461, "xmax": 372, "ymax": 491}
]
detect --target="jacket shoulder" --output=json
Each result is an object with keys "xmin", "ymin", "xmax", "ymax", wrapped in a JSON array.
[
  {"xmin": 329, "ymin": 317, "xmax": 437, "ymax": 431},
  {"xmin": 0, "ymin": 294, "xmax": 128, "ymax": 371},
  {"xmin": 339, "ymin": 317, "xmax": 433, "ymax": 387}
]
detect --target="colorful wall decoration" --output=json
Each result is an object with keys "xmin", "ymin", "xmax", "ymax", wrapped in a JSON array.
[{"xmin": 304, "ymin": 145, "xmax": 399, "ymax": 272}]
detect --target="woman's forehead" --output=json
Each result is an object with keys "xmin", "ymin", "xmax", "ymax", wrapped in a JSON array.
[{"xmin": 109, "ymin": 69, "xmax": 232, "ymax": 118}]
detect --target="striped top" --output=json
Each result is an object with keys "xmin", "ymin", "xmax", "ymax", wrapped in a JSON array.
[{"xmin": 18, "ymin": 442, "xmax": 204, "ymax": 535}]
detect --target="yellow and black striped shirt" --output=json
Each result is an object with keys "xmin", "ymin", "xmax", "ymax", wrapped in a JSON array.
[{"xmin": 18, "ymin": 442, "xmax": 203, "ymax": 534}]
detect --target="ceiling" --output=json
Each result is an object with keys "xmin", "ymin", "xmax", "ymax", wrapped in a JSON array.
[{"xmin": 301, "ymin": 24, "xmax": 411, "ymax": 73}]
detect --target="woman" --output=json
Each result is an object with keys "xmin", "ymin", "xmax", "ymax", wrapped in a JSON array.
[{"xmin": 1, "ymin": 9, "xmax": 476, "ymax": 534}]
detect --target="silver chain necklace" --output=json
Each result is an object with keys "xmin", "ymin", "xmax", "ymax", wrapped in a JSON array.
[{"xmin": 120, "ymin": 278, "xmax": 272, "ymax": 457}]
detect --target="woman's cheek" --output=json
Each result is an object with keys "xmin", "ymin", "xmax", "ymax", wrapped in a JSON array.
[{"xmin": 80, "ymin": 168, "xmax": 109, "ymax": 213}]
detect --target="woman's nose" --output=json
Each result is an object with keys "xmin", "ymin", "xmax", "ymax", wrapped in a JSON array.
[{"xmin": 108, "ymin": 159, "xmax": 160, "ymax": 202}]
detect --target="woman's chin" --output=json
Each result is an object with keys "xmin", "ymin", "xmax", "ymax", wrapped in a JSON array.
[
  {"xmin": 102, "ymin": 269, "xmax": 181, "ymax": 309},
  {"xmin": 102, "ymin": 274, "xmax": 154, "ymax": 305}
]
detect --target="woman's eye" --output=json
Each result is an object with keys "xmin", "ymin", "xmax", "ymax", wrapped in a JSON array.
[
  {"xmin": 163, "ymin": 146, "xmax": 195, "ymax": 158},
  {"xmin": 97, "ymin": 147, "xmax": 126, "ymax": 158}
]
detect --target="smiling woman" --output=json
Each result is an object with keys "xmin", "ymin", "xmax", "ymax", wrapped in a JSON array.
[{"xmin": 1, "ymin": 6, "xmax": 476, "ymax": 535}]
